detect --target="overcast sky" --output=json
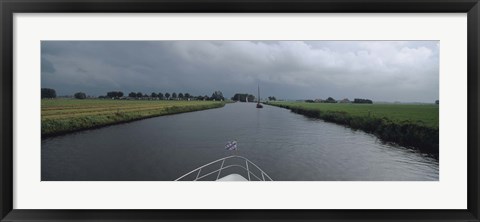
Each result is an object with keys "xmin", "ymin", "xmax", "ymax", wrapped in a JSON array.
[{"xmin": 41, "ymin": 41, "xmax": 439, "ymax": 102}]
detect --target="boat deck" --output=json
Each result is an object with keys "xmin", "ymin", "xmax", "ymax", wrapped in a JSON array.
[{"xmin": 175, "ymin": 155, "xmax": 273, "ymax": 181}]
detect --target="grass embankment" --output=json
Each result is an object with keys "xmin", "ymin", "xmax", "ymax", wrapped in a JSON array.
[
  {"xmin": 269, "ymin": 102, "xmax": 439, "ymax": 157},
  {"xmin": 42, "ymin": 99, "xmax": 226, "ymax": 137}
]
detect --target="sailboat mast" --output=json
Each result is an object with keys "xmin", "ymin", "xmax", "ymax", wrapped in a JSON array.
[
  {"xmin": 256, "ymin": 83, "xmax": 263, "ymax": 108},
  {"xmin": 257, "ymin": 84, "xmax": 260, "ymax": 104}
]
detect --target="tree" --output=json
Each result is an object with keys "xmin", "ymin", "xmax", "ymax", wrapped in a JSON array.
[
  {"xmin": 158, "ymin": 93, "xmax": 164, "ymax": 100},
  {"xmin": 211, "ymin": 91, "xmax": 224, "ymax": 101},
  {"xmin": 74, "ymin": 92, "xmax": 87, "ymax": 99},
  {"xmin": 231, "ymin": 94, "xmax": 239, "ymax": 101},
  {"xmin": 151, "ymin": 92, "xmax": 158, "ymax": 98},
  {"xmin": 128, "ymin": 92, "xmax": 137, "ymax": 98},
  {"xmin": 185, "ymin": 93, "xmax": 191, "ymax": 99},
  {"xmin": 268, "ymin": 96, "xmax": 277, "ymax": 101},
  {"xmin": 178, "ymin": 93, "xmax": 184, "ymax": 100},
  {"xmin": 353, "ymin": 98, "xmax": 373, "ymax": 104},
  {"xmin": 107, "ymin": 92, "xmax": 115, "ymax": 98},
  {"xmin": 435, "ymin": 100, "xmax": 439, "ymax": 105},
  {"xmin": 172, "ymin": 92, "xmax": 177, "ymax": 100},
  {"xmin": 165, "ymin": 93, "xmax": 171, "ymax": 100},
  {"xmin": 136, "ymin": 92, "xmax": 143, "ymax": 98},
  {"xmin": 324, "ymin": 97, "xmax": 337, "ymax": 103},
  {"xmin": 232, "ymin": 93, "xmax": 255, "ymax": 102},
  {"xmin": 247, "ymin": 94, "xmax": 255, "ymax": 102},
  {"xmin": 232, "ymin": 93, "xmax": 245, "ymax": 101},
  {"xmin": 41, "ymin": 88, "xmax": 56, "ymax": 99},
  {"xmin": 106, "ymin": 91, "xmax": 123, "ymax": 99}
]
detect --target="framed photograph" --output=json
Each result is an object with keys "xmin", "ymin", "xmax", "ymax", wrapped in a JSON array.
[{"xmin": 1, "ymin": 0, "xmax": 479, "ymax": 221}]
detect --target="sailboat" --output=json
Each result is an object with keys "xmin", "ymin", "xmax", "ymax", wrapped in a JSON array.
[{"xmin": 256, "ymin": 84, "xmax": 263, "ymax": 108}]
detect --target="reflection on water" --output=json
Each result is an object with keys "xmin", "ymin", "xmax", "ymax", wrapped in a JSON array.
[{"xmin": 42, "ymin": 102, "xmax": 438, "ymax": 181}]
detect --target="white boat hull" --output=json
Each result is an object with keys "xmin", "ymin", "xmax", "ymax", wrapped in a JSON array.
[
  {"xmin": 175, "ymin": 155, "xmax": 273, "ymax": 181},
  {"xmin": 217, "ymin": 174, "xmax": 248, "ymax": 181}
]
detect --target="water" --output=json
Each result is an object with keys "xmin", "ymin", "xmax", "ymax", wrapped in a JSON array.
[{"xmin": 42, "ymin": 102, "xmax": 439, "ymax": 181}]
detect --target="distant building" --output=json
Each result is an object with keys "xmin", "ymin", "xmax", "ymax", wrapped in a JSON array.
[{"xmin": 339, "ymin": 98, "xmax": 350, "ymax": 103}]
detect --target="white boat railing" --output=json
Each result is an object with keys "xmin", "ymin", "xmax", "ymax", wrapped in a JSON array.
[{"xmin": 175, "ymin": 155, "xmax": 273, "ymax": 181}]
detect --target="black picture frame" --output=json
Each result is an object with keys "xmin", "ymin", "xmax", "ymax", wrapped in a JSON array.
[{"xmin": 1, "ymin": 0, "xmax": 479, "ymax": 221}]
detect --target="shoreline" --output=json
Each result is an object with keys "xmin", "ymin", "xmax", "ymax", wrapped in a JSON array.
[
  {"xmin": 42, "ymin": 101, "xmax": 226, "ymax": 139},
  {"xmin": 268, "ymin": 102, "xmax": 439, "ymax": 159}
]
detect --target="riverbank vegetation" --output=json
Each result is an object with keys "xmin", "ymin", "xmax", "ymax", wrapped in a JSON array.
[
  {"xmin": 268, "ymin": 101, "xmax": 439, "ymax": 157},
  {"xmin": 42, "ymin": 99, "xmax": 226, "ymax": 137}
]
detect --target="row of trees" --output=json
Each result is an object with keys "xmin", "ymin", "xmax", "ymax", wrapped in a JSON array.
[
  {"xmin": 231, "ymin": 93, "xmax": 255, "ymax": 102},
  {"xmin": 98, "ymin": 90, "xmax": 225, "ymax": 101},
  {"xmin": 40, "ymin": 88, "xmax": 226, "ymax": 101},
  {"xmin": 353, "ymin": 98, "xmax": 373, "ymax": 104},
  {"xmin": 231, "ymin": 94, "xmax": 279, "ymax": 102},
  {"xmin": 307, "ymin": 97, "xmax": 373, "ymax": 104},
  {"xmin": 41, "ymin": 88, "xmax": 378, "ymax": 105},
  {"xmin": 307, "ymin": 97, "xmax": 339, "ymax": 103},
  {"xmin": 42, "ymin": 88, "xmax": 90, "ymax": 99},
  {"xmin": 106, "ymin": 91, "xmax": 124, "ymax": 99}
]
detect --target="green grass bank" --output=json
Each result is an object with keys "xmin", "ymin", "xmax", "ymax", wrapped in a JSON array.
[
  {"xmin": 268, "ymin": 101, "xmax": 439, "ymax": 158},
  {"xmin": 42, "ymin": 99, "xmax": 226, "ymax": 137}
]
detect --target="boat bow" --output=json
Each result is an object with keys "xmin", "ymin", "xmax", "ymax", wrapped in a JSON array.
[{"xmin": 175, "ymin": 155, "xmax": 273, "ymax": 181}]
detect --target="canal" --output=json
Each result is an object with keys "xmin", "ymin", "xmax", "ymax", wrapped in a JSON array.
[{"xmin": 42, "ymin": 102, "xmax": 439, "ymax": 181}]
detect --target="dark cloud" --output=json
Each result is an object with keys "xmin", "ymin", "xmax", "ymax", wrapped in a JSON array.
[
  {"xmin": 41, "ymin": 41, "xmax": 439, "ymax": 102},
  {"xmin": 41, "ymin": 57, "xmax": 55, "ymax": 73}
]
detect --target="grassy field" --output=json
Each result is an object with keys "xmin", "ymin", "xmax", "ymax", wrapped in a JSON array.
[
  {"xmin": 42, "ymin": 99, "xmax": 226, "ymax": 137},
  {"xmin": 269, "ymin": 102, "xmax": 438, "ymax": 128},
  {"xmin": 268, "ymin": 101, "xmax": 439, "ymax": 157}
]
